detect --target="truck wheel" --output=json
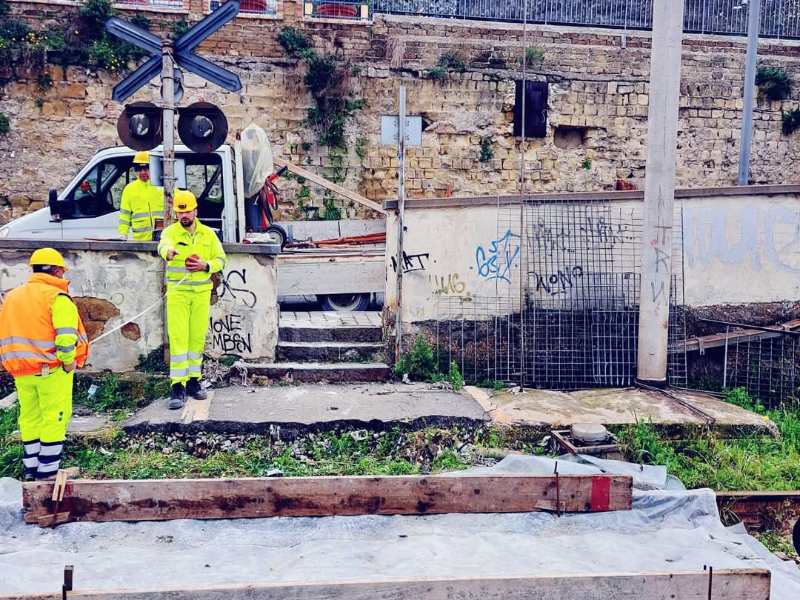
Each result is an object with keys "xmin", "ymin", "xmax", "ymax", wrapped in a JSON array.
[
  {"xmin": 319, "ymin": 293, "xmax": 371, "ymax": 312},
  {"xmin": 265, "ymin": 225, "xmax": 287, "ymax": 250}
]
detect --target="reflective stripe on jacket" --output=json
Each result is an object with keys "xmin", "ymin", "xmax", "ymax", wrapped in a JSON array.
[
  {"xmin": 0, "ymin": 273, "xmax": 89, "ymax": 377},
  {"xmin": 157, "ymin": 221, "xmax": 227, "ymax": 292},
  {"xmin": 118, "ymin": 179, "xmax": 165, "ymax": 241}
]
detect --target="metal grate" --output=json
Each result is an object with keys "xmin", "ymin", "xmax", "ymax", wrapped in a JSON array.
[
  {"xmin": 429, "ymin": 197, "xmax": 687, "ymax": 390},
  {"xmin": 723, "ymin": 329, "xmax": 800, "ymax": 408},
  {"xmin": 374, "ymin": 0, "xmax": 800, "ymax": 40}
]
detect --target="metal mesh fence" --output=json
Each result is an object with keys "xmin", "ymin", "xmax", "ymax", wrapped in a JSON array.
[
  {"xmin": 429, "ymin": 197, "xmax": 687, "ymax": 390},
  {"xmin": 723, "ymin": 329, "xmax": 800, "ymax": 408},
  {"xmin": 374, "ymin": 0, "xmax": 800, "ymax": 40},
  {"xmin": 307, "ymin": 0, "xmax": 370, "ymax": 19}
]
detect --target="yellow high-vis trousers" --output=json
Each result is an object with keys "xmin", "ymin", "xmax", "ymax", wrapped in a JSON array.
[
  {"xmin": 16, "ymin": 366, "xmax": 73, "ymax": 479},
  {"xmin": 167, "ymin": 287, "xmax": 211, "ymax": 384}
]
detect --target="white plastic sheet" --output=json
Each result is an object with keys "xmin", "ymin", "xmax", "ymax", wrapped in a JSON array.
[
  {"xmin": 1, "ymin": 457, "xmax": 798, "ymax": 598},
  {"xmin": 239, "ymin": 124, "xmax": 274, "ymax": 200}
]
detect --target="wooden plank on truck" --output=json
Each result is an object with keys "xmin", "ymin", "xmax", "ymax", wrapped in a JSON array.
[
  {"xmin": 22, "ymin": 474, "xmax": 632, "ymax": 525},
  {"xmin": 0, "ymin": 569, "xmax": 771, "ymax": 600},
  {"xmin": 274, "ymin": 158, "xmax": 386, "ymax": 215}
]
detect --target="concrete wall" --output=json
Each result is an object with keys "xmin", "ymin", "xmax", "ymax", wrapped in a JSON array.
[
  {"xmin": 4, "ymin": 1, "xmax": 800, "ymax": 225},
  {"xmin": 385, "ymin": 185, "xmax": 800, "ymax": 324},
  {"xmin": 0, "ymin": 241, "xmax": 278, "ymax": 372}
]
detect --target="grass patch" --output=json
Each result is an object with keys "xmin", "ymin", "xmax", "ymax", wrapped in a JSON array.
[
  {"xmin": 619, "ymin": 388, "xmax": 800, "ymax": 491},
  {"xmin": 755, "ymin": 530, "xmax": 799, "ymax": 562}
]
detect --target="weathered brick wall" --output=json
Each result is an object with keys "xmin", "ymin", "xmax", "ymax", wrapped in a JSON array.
[{"xmin": 1, "ymin": 0, "xmax": 800, "ymax": 225}]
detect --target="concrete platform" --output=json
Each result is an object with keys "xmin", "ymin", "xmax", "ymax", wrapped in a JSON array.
[
  {"xmin": 465, "ymin": 386, "xmax": 775, "ymax": 438},
  {"xmin": 123, "ymin": 383, "xmax": 489, "ymax": 438}
]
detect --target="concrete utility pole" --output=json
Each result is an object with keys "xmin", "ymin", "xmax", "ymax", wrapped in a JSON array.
[
  {"xmin": 394, "ymin": 86, "xmax": 407, "ymax": 361},
  {"xmin": 636, "ymin": 0, "xmax": 685, "ymax": 386},
  {"xmin": 161, "ymin": 42, "xmax": 176, "ymax": 225},
  {"xmin": 738, "ymin": 0, "xmax": 761, "ymax": 186}
]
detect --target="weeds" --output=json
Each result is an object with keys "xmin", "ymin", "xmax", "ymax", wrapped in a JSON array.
[
  {"xmin": 0, "ymin": 112, "xmax": 9, "ymax": 135},
  {"xmin": 393, "ymin": 335, "xmax": 438, "ymax": 381},
  {"xmin": 525, "ymin": 46, "xmax": 545, "ymax": 64},
  {"xmin": 756, "ymin": 66, "xmax": 792, "ymax": 101},
  {"xmin": 782, "ymin": 108, "xmax": 800, "ymax": 135},
  {"xmin": 619, "ymin": 388, "xmax": 800, "ymax": 491},
  {"xmin": 479, "ymin": 136, "xmax": 494, "ymax": 162},
  {"xmin": 448, "ymin": 361, "xmax": 464, "ymax": 391}
]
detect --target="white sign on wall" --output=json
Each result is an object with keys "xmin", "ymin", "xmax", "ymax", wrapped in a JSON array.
[{"xmin": 381, "ymin": 115, "xmax": 422, "ymax": 146}]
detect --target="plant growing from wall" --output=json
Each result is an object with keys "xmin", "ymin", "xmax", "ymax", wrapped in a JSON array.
[
  {"xmin": 0, "ymin": 112, "xmax": 9, "ymax": 135},
  {"xmin": 438, "ymin": 51, "xmax": 466, "ymax": 73},
  {"xmin": 525, "ymin": 46, "xmax": 545, "ymax": 64},
  {"xmin": 782, "ymin": 108, "xmax": 800, "ymax": 135},
  {"xmin": 278, "ymin": 26, "xmax": 365, "ymax": 152},
  {"xmin": 581, "ymin": 158, "xmax": 592, "ymax": 170},
  {"xmin": 756, "ymin": 66, "xmax": 792, "ymax": 101},
  {"xmin": 170, "ymin": 18, "xmax": 189, "ymax": 41},
  {"xmin": 479, "ymin": 136, "xmax": 494, "ymax": 162},
  {"xmin": 426, "ymin": 65, "xmax": 446, "ymax": 80}
]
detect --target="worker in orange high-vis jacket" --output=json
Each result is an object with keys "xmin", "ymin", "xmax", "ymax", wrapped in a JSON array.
[{"xmin": 0, "ymin": 248, "xmax": 89, "ymax": 480}]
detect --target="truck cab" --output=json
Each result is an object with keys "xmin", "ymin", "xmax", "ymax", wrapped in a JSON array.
[{"xmin": 0, "ymin": 144, "xmax": 241, "ymax": 242}]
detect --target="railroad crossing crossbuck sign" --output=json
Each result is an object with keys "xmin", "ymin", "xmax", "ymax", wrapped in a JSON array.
[
  {"xmin": 106, "ymin": 0, "xmax": 241, "ymax": 153},
  {"xmin": 106, "ymin": 0, "xmax": 241, "ymax": 102}
]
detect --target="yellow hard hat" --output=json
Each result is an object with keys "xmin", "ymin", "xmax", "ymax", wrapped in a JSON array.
[
  {"xmin": 132, "ymin": 151, "xmax": 150, "ymax": 165},
  {"xmin": 29, "ymin": 247, "xmax": 67, "ymax": 270},
  {"xmin": 173, "ymin": 189, "xmax": 198, "ymax": 213}
]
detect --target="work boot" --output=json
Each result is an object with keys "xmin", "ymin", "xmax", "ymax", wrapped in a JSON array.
[
  {"xmin": 168, "ymin": 383, "xmax": 186, "ymax": 410},
  {"xmin": 186, "ymin": 378, "xmax": 207, "ymax": 400}
]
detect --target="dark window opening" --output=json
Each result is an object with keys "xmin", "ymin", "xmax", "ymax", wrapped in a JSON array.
[{"xmin": 514, "ymin": 80, "xmax": 548, "ymax": 139}]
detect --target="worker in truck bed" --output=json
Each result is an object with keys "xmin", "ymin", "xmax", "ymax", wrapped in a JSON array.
[
  {"xmin": 118, "ymin": 151, "xmax": 165, "ymax": 241},
  {"xmin": 157, "ymin": 189, "xmax": 226, "ymax": 409},
  {"xmin": 0, "ymin": 248, "xmax": 88, "ymax": 480}
]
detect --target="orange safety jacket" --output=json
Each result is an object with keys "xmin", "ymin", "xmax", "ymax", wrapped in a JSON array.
[{"xmin": 0, "ymin": 273, "xmax": 89, "ymax": 377}]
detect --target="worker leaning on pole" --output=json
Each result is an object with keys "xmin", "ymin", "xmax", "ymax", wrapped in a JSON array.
[
  {"xmin": 0, "ymin": 249, "xmax": 88, "ymax": 481},
  {"xmin": 158, "ymin": 189, "xmax": 226, "ymax": 409},
  {"xmin": 118, "ymin": 151, "xmax": 165, "ymax": 241}
]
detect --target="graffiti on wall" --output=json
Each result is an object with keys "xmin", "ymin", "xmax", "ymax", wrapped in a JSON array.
[
  {"xmin": 684, "ymin": 204, "xmax": 800, "ymax": 273},
  {"xmin": 476, "ymin": 229, "xmax": 521, "ymax": 283},
  {"xmin": 391, "ymin": 251, "xmax": 430, "ymax": 273},
  {"xmin": 209, "ymin": 313, "xmax": 252, "ymax": 354},
  {"xmin": 431, "ymin": 272, "xmax": 472, "ymax": 300}
]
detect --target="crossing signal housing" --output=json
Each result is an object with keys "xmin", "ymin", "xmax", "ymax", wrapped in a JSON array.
[
  {"xmin": 177, "ymin": 102, "xmax": 228, "ymax": 153},
  {"xmin": 117, "ymin": 101, "xmax": 163, "ymax": 151}
]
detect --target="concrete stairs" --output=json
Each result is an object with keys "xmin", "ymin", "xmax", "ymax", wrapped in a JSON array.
[{"xmin": 243, "ymin": 311, "xmax": 391, "ymax": 383}]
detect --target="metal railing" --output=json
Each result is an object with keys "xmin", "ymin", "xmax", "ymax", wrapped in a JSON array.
[
  {"xmin": 209, "ymin": 0, "xmax": 278, "ymax": 15},
  {"xmin": 373, "ymin": 0, "xmax": 800, "ymax": 40},
  {"xmin": 305, "ymin": 0, "xmax": 371, "ymax": 20},
  {"xmin": 114, "ymin": 0, "xmax": 185, "ymax": 9}
]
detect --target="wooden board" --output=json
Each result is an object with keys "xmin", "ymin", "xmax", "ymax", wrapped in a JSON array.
[
  {"xmin": 275, "ymin": 158, "xmax": 386, "ymax": 215},
  {"xmin": 0, "ymin": 569, "xmax": 770, "ymax": 600},
  {"xmin": 717, "ymin": 490, "xmax": 800, "ymax": 532},
  {"xmin": 22, "ymin": 474, "xmax": 632, "ymax": 526}
]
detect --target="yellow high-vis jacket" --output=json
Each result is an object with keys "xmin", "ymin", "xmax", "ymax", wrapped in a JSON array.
[
  {"xmin": 157, "ymin": 222, "xmax": 227, "ymax": 292},
  {"xmin": 118, "ymin": 179, "xmax": 165, "ymax": 241}
]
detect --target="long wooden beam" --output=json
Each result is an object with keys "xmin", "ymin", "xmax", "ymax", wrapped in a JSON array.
[
  {"xmin": 22, "ymin": 474, "xmax": 632, "ymax": 526},
  {"xmin": 274, "ymin": 158, "xmax": 386, "ymax": 215},
  {"xmin": 0, "ymin": 569, "xmax": 771, "ymax": 600}
]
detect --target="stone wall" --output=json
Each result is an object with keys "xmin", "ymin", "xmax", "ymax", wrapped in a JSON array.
[
  {"xmin": 0, "ymin": 240, "xmax": 279, "ymax": 372},
  {"xmin": 1, "ymin": 0, "xmax": 800, "ymax": 225}
]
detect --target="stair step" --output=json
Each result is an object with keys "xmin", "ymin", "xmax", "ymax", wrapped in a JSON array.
[
  {"xmin": 279, "ymin": 325, "xmax": 382, "ymax": 343},
  {"xmin": 239, "ymin": 361, "xmax": 391, "ymax": 383},
  {"xmin": 277, "ymin": 341, "xmax": 385, "ymax": 362}
]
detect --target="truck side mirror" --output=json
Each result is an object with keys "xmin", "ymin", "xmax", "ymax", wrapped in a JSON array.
[{"xmin": 48, "ymin": 189, "xmax": 62, "ymax": 222}]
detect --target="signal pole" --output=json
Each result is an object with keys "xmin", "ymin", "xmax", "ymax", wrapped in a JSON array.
[{"xmin": 161, "ymin": 42, "xmax": 176, "ymax": 226}]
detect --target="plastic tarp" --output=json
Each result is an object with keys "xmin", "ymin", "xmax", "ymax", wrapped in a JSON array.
[
  {"xmin": 239, "ymin": 124, "xmax": 274, "ymax": 200},
  {"xmin": 1, "ymin": 456, "xmax": 799, "ymax": 598}
]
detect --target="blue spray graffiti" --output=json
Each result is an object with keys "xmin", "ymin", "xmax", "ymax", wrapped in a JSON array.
[{"xmin": 476, "ymin": 230, "xmax": 521, "ymax": 283}]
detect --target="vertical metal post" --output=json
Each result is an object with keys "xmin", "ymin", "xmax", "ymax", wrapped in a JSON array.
[
  {"xmin": 161, "ymin": 43, "xmax": 176, "ymax": 225},
  {"xmin": 636, "ymin": 0, "xmax": 684, "ymax": 385},
  {"xmin": 394, "ymin": 86, "xmax": 407, "ymax": 361},
  {"xmin": 737, "ymin": 0, "xmax": 761, "ymax": 186}
]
